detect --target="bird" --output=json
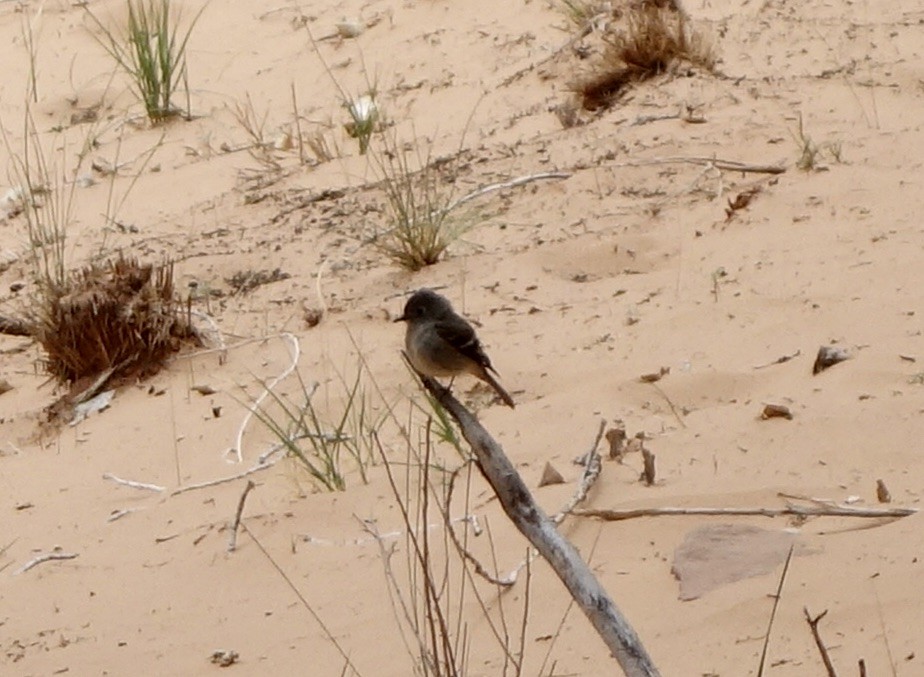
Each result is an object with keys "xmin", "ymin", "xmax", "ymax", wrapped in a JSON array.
[{"xmin": 394, "ymin": 289, "xmax": 515, "ymax": 408}]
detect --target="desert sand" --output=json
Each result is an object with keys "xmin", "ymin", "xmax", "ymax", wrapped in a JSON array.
[{"xmin": 1, "ymin": 0, "xmax": 922, "ymax": 675}]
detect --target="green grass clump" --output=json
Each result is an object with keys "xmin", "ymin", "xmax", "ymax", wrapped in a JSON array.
[
  {"xmin": 87, "ymin": 0, "xmax": 204, "ymax": 123},
  {"xmin": 372, "ymin": 133, "xmax": 472, "ymax": 271},
  {"xmin": 253, "ymin": 367, "xmax": 383, "ymax": 492}
]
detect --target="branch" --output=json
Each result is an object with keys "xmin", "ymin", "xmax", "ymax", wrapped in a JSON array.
[
  {"xmin": 102, "ymin": 473, "xmax": 165, "ymax": 492},
  {"xmin": 552, "ymin": 419, "xmax": 605, "ymax": 524},
  {"xmin": 14, "ymin": 549, "xmax": 78, "ymax": 575},
  {"xmin": 598, "ymin": 156, "xmax": 787, "ymax": 175},
  {"xmin": 573, "ymin": 503, "xmax": 917, "ymax": 521},
  {"xmin": 804, "ymin": 607, "xmax": 839, "ymax": 677},
  {"xmin": 420, "ymin": 375, "xmax": 660, "ymax": 677},
  {"xmin": 446, "ymin": 172, "xmax": 571, "ymax": 213}
]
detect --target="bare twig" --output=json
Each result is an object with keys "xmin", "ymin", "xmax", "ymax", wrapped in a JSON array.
[
  {"xmin": 419, "ymin": 374, "xmax": 660, "ymax": 677},
  {"xmin": 171, "ymin": 445, "xmax": 287, "ymax": 496},
  {"xmin": 649, "ymin": 383, "xmax": 686, "ymax": 428},
  {"xmin": 107, "ymin": 507, "xmax": 144, "ymax": 522},
  {"xmin": 552, "ymin": 419, "xmax": 605, "ymax": 524},
  {"xmin": 757, "ymin": 545, "xmax": 795, "ymax": 676},
  {"xmin": 803, "ymin": 607, "xmax": 838, "ymax": 677},
  {"xmin": 14, "ymin": 549, "xmax": 79, "ymax": 575},
  {"xmin": 445, "ymin": 463, "xmax": 516, "ymax": 587},
  {"xmin": 573, "ymin": 503, "xmax": 916, "ymax": 521},
  {"xmin": 599, "ymin": 156, "xmax": 787, "ymax": 175},
  {"xmin": 102, "ymin": 473, "xmax": 165, "ymax": 492},
  {"xmin": 446, "ymin": 172, "xmax": 571, "ymax": 212},
  {"xmin": 753, "ymin": 349, "xmax": 801, "ymax": 369},
  {"xmin": 227, "ymin": 480, "xmax": 256, "ymax": 553}
]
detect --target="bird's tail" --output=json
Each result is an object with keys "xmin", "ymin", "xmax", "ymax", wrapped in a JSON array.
[{"xmin": 479, "ymin": 370, "xmax": 515, "ymax": 408}]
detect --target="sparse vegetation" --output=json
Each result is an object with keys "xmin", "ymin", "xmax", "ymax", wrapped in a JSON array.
[
  {"xmin": 558, "ymin": 0, "xmax": 618, "ymax": 33},
  {"xmin": 578, "ymin": 3, "xmax": 716, "ymax": 110},
  {"xmin": 371, "ymin": 132, "xmax": 473, "ymax": 271},
  {"xmin": 792, "ymin": 113, "xmax": 843, "ymax": 170},
  {"xmin": 371, "ymin": 410, "xmax": 531, "ymax": 676},
  {"xmin": 29, "ymin": 255, "xmax": 194, "ymax": 384},
  {"xmin": 252, "ymin": 366, "xmax": 384, "ymax": 491},
  {"xmin": 87, "ymin": 0, "xmax": 204, "ymax": 123}
]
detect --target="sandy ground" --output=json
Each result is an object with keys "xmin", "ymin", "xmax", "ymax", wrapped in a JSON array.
[{"xmin": 1, "ymin": 0, "xmax": 923, "ymax": 675}]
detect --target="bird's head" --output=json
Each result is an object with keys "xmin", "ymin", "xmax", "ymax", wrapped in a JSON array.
[{"xmin": 394, "ymin": 289, "xmax": 454, "ymax": 323}]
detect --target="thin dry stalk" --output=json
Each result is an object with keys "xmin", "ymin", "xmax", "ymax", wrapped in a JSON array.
[
  {"xmin": 241, "ymin": 523, "xmax": 361, "ymax": 676},
  {"xmin": 756, "ymin": 545, "xmax": 795, "ymax": 677}
]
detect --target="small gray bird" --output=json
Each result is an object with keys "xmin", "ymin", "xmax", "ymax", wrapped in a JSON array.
[{"xmin": 395, "ymin": 289, "xmax": 515, "ymax": 408}]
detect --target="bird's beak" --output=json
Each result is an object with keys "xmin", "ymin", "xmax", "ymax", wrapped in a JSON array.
[{"xmin": 393, "ymin": 314, "xmax": 406, "ymax": 323}]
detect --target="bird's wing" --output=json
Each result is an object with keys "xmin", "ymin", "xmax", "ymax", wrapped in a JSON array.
[{"xmin": 433, "ymin": 317, "xmax": 495, "ymax": 372}]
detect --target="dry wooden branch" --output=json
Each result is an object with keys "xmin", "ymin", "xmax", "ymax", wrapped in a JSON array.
[
  {"xmin": 599, "ymin": 156, "xmax": 787, "ymax": 175},
  {"xmin": 552, "ymin": 419, "xmax": 605, "ymax": 524},
  {"xmin": 102, "ymin": 473, "xmax": 165, "ymax": 492},
  {"xmin": 573, "ymin": 503, "xmax": 916, "ymax": 521},
  {"xmin": 804, "ymin": 608, "xmax": 839, "ymax": 677},
  {"xmin": 447, "ymin": 172, "xmax": 571, "ymax": 213},
  {"xmin": 419, "ymin": 375, "xmax": 660, "ymax": 677},
  {"xmin": 14, "ymin": 549, "xmax": 79, "ymax": 575},
  {"xmin": 171, "ymin": 446, "xmax": 286, "ymax": 497}
]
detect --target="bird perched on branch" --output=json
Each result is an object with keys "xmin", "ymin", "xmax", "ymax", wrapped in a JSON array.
[{"xmin": 395, "ymin": 289, "xmax": 515, "ymax": 408}]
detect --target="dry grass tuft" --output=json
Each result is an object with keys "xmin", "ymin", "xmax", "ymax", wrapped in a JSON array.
[
  {"xmin": 30, "ymin": 255, "xmax": 195, "ymax": 384},
  {"xmin": 578, "ymin": 4, "xmax": 716, "ymax": 110}
]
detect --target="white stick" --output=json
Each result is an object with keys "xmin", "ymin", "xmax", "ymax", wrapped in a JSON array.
[
  {"xmin": 102, "ymin": 473, "xmax": 165, "ymax": 492},
  {"xmin": 14, "ymin": 550, "xmax": 78, "ymax": 575},
  {"xmin": 446, "ymin": 172, "xmax": 571, "ymax": 213},
  {"xmin": 229, "ymin": 332, "xmax": 300, "ymax": 464}
]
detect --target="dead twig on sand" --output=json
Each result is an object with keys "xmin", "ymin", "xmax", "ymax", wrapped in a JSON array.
[
  {"xmin": 227, "ymin": 480, "xmax": 256, "ymax": 553},
  {"xmin": 598, "ymin": 156, "xmax": 787, "ymax": 175},
  {"xmin": 445, "ymin": 172, "xmax": 571, "ymax": 213},
  {"xmin": 757, "ymin": 545, "xmax": 794, "ymax": 677},
  {"xmin": 102, "ymin": 473, "xmax": 165, "ymax": 492},
  {"xmin": 804, "ymin": 607, "xmax": 839, "ymax": 677},
  {"xmin": 419, "ymin": 374, "xmax": 660, "ymax": 677},
  {"xmin": 573, "ymin": 503, "xmax": 916, "ymax": 521},
  {"xmin": 14, "ymin": 549, "xmax": 79, "ymax": 575}
]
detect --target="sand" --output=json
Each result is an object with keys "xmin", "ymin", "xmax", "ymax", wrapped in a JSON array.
[{"xmin": 1, "ymin": 0, "xmax": 922, "ymax": 674}]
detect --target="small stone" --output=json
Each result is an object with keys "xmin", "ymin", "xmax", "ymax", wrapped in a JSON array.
[{"xmin": 539, "ymin": 462, "xmax": 565, "ymax": 487}]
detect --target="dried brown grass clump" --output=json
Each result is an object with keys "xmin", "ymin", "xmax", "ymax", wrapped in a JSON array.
[
  {"xmin": 31, "ymin": 255, "xmax": 195, "ymax": 384},
  {"xmin": 578, "ymin": 4, "xmax": 716, "ymax": 110}
]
